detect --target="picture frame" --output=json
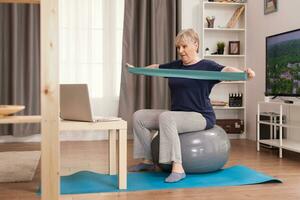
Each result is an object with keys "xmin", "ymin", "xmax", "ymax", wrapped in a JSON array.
[
  {"xmin": 228, "ymin": 41, "xmax": 240, "ymax": 55},
  {"xmin": 264, "ymin": 0, "xmax": 278, "ymax": 15}
]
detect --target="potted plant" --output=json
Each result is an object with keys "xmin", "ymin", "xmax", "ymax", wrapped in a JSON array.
[{"xmin": 217, "ymin": 42, "xmax": 225, "ymax": 55}]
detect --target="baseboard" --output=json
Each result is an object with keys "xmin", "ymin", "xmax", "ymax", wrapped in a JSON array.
[
  {"xmin": 228, "ymin": 133, "xmax": 247, "ymax": 139},
  {"xmin": 0, "ymin": 131, "xmax": 134, "ymax": 143}
]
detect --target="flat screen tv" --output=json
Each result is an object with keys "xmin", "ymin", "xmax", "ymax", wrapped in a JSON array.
[{"xmin": 265, "ymin": 28, "xmax": 300, "ymax": 97}]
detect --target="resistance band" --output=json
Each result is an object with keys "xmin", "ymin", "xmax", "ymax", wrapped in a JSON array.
[{"xmin": 127, "ymin": 66, "xmax": 247, "ymax": 81}]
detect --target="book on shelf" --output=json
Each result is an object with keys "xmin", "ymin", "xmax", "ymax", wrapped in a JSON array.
[
  {"xmin": 226, "ymin": 6, "xmax": 245, "ymax": 28},
  {"xmin": 211, "ymin": 100, "xmax": 228, "ymax": 106}
]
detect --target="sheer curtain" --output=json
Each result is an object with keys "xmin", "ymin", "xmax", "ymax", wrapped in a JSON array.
[{"xmin": 59, "ymin": 0, "xmax": 124, "ymax": 118}]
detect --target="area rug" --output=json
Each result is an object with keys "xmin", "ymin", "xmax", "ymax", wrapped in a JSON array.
[
  {"xmin": 0, "ymin": 151, "xmax": 40, "ymax": 183},
  {"xmin": 38, "ymin": 165, "xmax": 281, "ymax": 195}
]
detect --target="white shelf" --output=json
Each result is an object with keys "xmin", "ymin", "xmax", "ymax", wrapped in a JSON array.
[
  {"xmin": 213, "ymin": 106, "xmax": 244, "ymax": 110},
  {"xmin": 258, "ymin": 120, "xmax": 300, "ymax": 129},
  {"xmin": 204, "ymin": 55, "xmax": 245, "ymax": 58},
  {"xmin": 204, "ymin": 2, "xmax": 246, "ymax": 6},
  {"xmin": 204, "ymin": 28, "xmax": 245, "ymax": 32},
  {"xmin": 259, "ymin": 139, "xmax": 300, "ymax": 153},
  {"xmin": 219, "ymin": 81, "xmax": 245, "ymax": 84}
]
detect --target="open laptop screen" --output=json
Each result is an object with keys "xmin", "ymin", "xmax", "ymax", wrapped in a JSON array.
[{"xmin": 60, "ymin": 84, "xmax": 94, "ymax": 122}]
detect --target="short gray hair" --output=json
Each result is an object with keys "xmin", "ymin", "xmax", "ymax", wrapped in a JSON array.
[{"xmin": 175, "ymin": 29, "xmax": 200, "ymax": 53}]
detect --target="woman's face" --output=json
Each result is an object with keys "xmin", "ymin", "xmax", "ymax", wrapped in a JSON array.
[{"xmin": 176, "ymin": 38, "xmax": 199, "ymax": 65}]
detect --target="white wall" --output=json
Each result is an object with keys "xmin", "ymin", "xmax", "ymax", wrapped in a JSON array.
[
  {"xmin": 247, "ymin": 0, "xmax": 300, "ymax": 140},
  {"xmin": 182, "ymin": 0, "xmax": 203, "ymax": 56}
]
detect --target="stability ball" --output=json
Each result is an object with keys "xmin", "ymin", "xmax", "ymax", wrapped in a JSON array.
[{"xmin": 151, "ymin": 125, "xmax": 230, "ymax": 173}]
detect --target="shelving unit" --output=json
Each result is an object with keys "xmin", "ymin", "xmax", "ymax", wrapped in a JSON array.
[
  {"xmin": 257, "ymin": 101, "xmax": 300, "ymax": 158},
  {"xmin": 202, "ymin": 0, "xmax": 247, "ymax": 137}
]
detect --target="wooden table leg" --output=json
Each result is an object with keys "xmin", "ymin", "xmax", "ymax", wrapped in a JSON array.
[
  {"xmin": 118, "ymin": 129, "xmax": 127, "ymax": 189},
  {"xmin": 109, "ymin": 129, "xmax": 117, "ymax": 175}
]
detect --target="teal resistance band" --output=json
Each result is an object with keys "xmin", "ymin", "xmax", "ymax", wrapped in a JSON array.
[{"xmin": 127, "ymin": 67, "xmax": 247, "ymax": 81}]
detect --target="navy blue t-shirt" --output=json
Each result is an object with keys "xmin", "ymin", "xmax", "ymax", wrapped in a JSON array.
[{"xmin": 159, "ymin": 59, "xmax": 225, "ymax": 129}]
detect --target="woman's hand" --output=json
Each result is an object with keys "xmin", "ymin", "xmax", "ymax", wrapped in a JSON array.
[
  {"xmin": 245, "ymin": 68, "xmax": 255, "ymax": 80},
  {"xmin": 222, "ymin": 66, "xmax": 255, "ymax": 80},
  {"xmin": 126, "ymin": 63, "xmax": 134, "ymax": 68},
  {"xmin": 146, "ymin": 64, "xmax": 159, "ymax": 69},
  {"xmin": 126, "ymin": 63, "xmax": 159, "ymax": 69}
]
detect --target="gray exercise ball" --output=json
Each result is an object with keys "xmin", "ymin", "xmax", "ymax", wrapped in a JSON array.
[{"xmin": 151, "ymin": 125, "xmax": 230, "ymax": 173}]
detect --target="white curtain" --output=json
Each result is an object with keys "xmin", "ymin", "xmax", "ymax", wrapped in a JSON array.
[{"xmin": 59, "ymin": 0, "xmax": 124, "ymax": 117}]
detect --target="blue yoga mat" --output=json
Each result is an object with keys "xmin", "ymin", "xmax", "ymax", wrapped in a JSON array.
[
  {"xmin": 38, "ymin": 165, "xmax": 281, "ymax": 195},
  {"xmin": 127, "ymin": 66, "xmax": 248, "ymax": 81}
]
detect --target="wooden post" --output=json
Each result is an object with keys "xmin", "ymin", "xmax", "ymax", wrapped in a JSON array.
[
  {"xmin": 109, "ymin": 129, "xmax": 117, "ymax": 175},
  {"xmin": 118, "ymin": 129, "xmax": 127, "ymax": 189},
  {"xmin": 41, "ymin": 0, "xmax": 60, "ymax": 199}
]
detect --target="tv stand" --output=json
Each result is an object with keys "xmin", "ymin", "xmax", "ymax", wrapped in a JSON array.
[
  {"xmin": 267, "ymin": 96, "xmax": 294, "ymax": 104},
  {"xmin": 257, "ymin": 101, "xmax": 300, "ymax": 158}
]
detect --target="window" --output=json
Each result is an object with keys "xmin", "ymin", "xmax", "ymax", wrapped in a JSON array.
[{"xmin": 59, "ymin": 0, "xmax": 124, "ymax": 98}]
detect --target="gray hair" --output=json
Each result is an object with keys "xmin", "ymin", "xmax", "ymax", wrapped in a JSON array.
[{"xmin": 175, "ymin": 29, "xmax": 200, "ymax": 53}]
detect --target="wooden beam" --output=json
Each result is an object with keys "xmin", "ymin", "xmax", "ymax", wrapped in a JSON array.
[
  {"xmin": 109, "ymin": 129, "xmax": 117, "ymax": 175},
  {"xmin": 0, "ymin": 115, "xmax": 41, "ymax": 124},
  {"xmin": 0, "ymin": 0, "xmax": 40, "ymax": 4},
  {"xmin": 41, "ymin": 0, "xmax": 60, "ymax": 199},
  {"xmin": 60, "ymin": 120, "xmax": 127, "ymax": 131},
  {"xmin": 119, "ymin": 129, "xmax": 127, "ymax": 189}
]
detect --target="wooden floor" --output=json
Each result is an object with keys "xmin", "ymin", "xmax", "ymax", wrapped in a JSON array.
[{"xmin": 1, "ymin": 139, "xmax": 300, "ymax": 200}]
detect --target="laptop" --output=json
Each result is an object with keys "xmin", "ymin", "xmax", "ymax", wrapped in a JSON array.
[{"xmin": 60, "ymin": 84, "xmax": 121, "ymax": 122}]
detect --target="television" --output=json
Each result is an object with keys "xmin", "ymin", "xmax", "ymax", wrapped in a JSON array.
[{"xmin": 265, "ymin": 28, "xmax": 300, "ymax": 97}]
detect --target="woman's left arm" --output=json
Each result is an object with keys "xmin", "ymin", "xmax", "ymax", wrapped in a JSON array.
[{"xmin": 221, "ymin": 66, "xmax": 255, "ymax": 80}]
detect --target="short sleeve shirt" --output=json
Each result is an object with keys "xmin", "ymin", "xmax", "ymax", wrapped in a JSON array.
[{"xmin": 159, "ymin": 59, "xmax": 225, "ymax": 129}]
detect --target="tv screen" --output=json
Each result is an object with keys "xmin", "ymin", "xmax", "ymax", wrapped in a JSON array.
[{"xmin": 266, "ymin": 28, "xmax": 300, "ymax": 96}]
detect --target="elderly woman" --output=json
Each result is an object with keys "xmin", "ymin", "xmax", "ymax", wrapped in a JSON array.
[{"xmin": 129, "ymin": 28, "xmax": 255, "ymax": 183}]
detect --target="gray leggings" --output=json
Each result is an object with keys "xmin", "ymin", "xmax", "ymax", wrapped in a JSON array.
[{"xmin": 133, "ymin": 109, "xmax": 207, "ymax": 164}]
